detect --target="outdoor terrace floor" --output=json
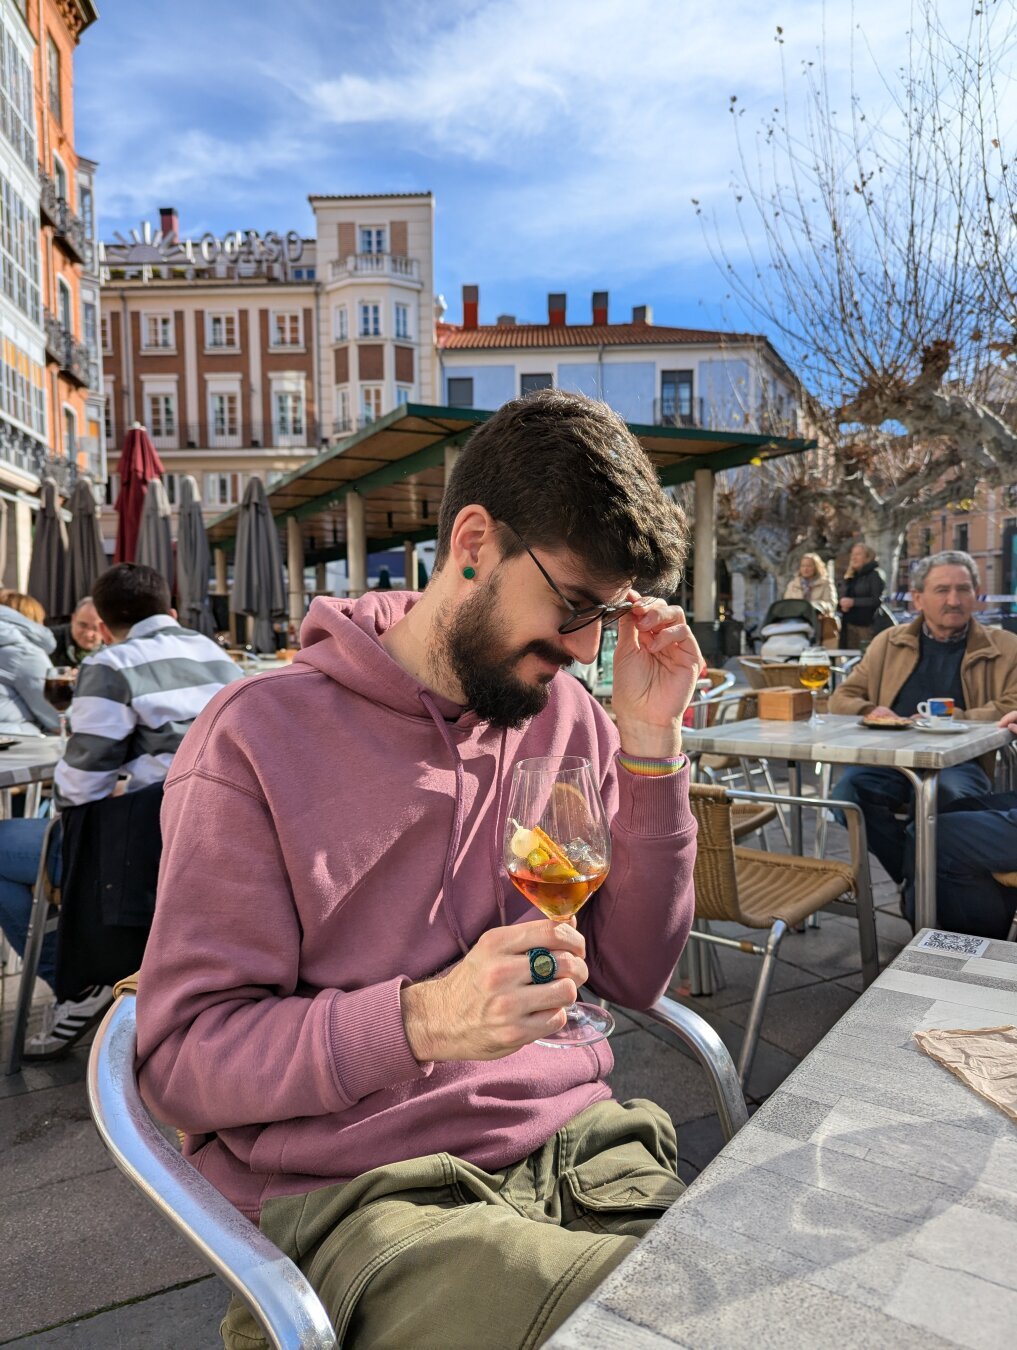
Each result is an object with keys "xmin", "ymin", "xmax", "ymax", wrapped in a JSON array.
[{"xmin": 0, "ymin": 764, "xmax": 911, "ymax": 1347}]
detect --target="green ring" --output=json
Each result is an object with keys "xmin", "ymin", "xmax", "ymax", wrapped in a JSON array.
[{"xmin": 528, "ymin": 947, "xmax": 558, "ymax": 984}]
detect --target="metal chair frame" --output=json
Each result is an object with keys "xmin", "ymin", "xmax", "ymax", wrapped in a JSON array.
[
  {"xmin": 87, "ymin": 989, "xmax": 747, "ymax": 1349},
  {"xmin": 6, "ymin": 810, "xmax": 60, "ymax": 1074}
]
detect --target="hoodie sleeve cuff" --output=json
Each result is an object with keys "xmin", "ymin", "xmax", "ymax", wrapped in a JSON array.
[
  {"xmin": 326, "ymin": 977, "xmax": 433, "ymax": 1105},
  {"xmin": 614, "ymin": 750, "xmax": 695, "ymax": 838}
]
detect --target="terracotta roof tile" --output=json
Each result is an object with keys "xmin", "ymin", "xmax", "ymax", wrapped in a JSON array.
[{"xmin": 436, "ymin": 321, "xmax": 761, "ymax": 350}]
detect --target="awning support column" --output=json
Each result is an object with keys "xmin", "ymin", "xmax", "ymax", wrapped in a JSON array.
[
  {"xmin": 346, "ymin": 491, "xmax": 367, "ymax": 597},
  {"xmin": 692, "ymin": 468, "xmax": 718, "ymax": 660},
  {"xmin": 404, "ymin": 540, "xmax": 419, "ymax": 590},
  {"xmin": 286, "ymin": 517, "xmax": 305, "ymax": 625}
]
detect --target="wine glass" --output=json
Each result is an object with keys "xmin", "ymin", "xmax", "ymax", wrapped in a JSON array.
[
  {"xmin": 44, "ymin": 666, "xmax": 76, "ymax": 748},
  {"xmin": 503, "ymin": 756, "xmax": 614, "ymax": 1048},
  {"xmin": 798, "ymin": 647, "xmax": 831, "ymax": 727}
]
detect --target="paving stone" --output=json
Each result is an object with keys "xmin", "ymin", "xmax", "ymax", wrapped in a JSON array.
[
  {"xmin": 2, "ymin": 1277, "xmax": 227, "ymax": 1348},
  {"xmin": 1, "ymin": 1159, "xmax": 211, "ymax": 1340},
  {"xmin": 721, "ymin": 979, "xmax": 860, "ymax": 1063},
  {"xmin": 0, "ymin": 1080, "xmax": 113, "ymax": 1198},
  {"xmin": 607, "ymin": 1024, "xmax": 718, "ymax": 1126}
]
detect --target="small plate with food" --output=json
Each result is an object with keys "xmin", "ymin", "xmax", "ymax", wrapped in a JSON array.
[{"xmin": 859, "ymin": 713, "xmax": 914, "ymax": 731}]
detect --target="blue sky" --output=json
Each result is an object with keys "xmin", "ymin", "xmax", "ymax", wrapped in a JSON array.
[{"xmin": 74, "ymin": 0, "xmax": 953, "ymax": 340}]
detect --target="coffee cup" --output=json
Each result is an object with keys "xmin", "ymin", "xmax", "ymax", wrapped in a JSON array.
[{"xmin": 917, "ymin": 698, "xmax": 955, "ymax": 720}]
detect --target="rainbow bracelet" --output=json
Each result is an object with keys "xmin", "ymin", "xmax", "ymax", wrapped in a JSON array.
[{"xmin": 618, "ymin": 752, "xmax": 687, "ymax": 777}]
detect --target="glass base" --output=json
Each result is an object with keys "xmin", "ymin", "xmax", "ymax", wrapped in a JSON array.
[{"xmin": 536, "ymin": 1001, "xmax": 614, "ymax": 1048}]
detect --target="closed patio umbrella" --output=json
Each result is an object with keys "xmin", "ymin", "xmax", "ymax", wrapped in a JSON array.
[
  {"xmin": 67, "ymin": 476, "xmax": 107, "ymax": 604},
  {"xmin": 27, "ymin": 478, "xmax": 70, "ymax": 619},
  {"xmin": 176, "ymin": 475, "xmax": 214, "ymax": 636},
  {"xmin": 232, "ymin": 476, "xmax": 285, "ymax": 652},
  {"xmin": 135, "ymin": 477, "xmax": 174, "ymax": 591},
  {"xmin": 114, "ymin": 423, "xmax": 164, "ymax": 564}
]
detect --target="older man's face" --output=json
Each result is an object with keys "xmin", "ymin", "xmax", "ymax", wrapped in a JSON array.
[
  {"xmin": 912, "ymin": 565, "xmax": 977, "ymax": 638},
  {"xmin": 70, "ymin": 601, "xmax": 102, "ymax": 651}
]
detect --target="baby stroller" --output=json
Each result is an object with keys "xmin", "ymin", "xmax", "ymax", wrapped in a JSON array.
[{"xmin": 755, "ymin": 599, "xmax": 826, "ymax": 661}]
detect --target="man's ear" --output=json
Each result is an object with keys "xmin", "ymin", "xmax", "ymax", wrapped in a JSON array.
[
  {"xmin": 169, "ymin": 607, "xmax": 178, "ymax": 620},
  {"xmin": 449, "ymin": 505, "xmax": 498, "ymax": 579},
  {"xmin": 98, "ymin": 619, "xmax": 116, "ymax": 646}
]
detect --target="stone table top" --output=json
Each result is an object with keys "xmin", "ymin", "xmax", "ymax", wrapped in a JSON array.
[
  {"xmin": 0, "ymin": 736, "xmax": 61, "ymax": 788},
  {"xmin": 682, "ymin": 713, "xmax": 1013, "ymax": 771},
  {"xmin": 548, "ymin": 929, "xmax": 1017, "ymax": 1349}
]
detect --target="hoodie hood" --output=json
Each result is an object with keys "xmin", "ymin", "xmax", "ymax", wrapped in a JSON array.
[
  {"xmin": 295, "ymin": 592, "xmax": 471, "ymax": 724},
  {"xmin": 0, "ymin": 605, "xmax": 56, "ymax": 654}
]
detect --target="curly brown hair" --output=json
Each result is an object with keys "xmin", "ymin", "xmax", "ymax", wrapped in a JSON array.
[{"xmin": 435, "ymin": 389, "xmax": 689, "ymax": 593}]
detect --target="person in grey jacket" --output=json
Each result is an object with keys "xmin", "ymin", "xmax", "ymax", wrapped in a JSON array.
[{"xmin": 0, "ymin": 591, "xmax": 59, "ymax": 737}]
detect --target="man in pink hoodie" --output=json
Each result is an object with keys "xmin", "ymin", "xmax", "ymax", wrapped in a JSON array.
[{"xmin": 137, "ymin": 389, "xmax": 703, "ymax": 1349}]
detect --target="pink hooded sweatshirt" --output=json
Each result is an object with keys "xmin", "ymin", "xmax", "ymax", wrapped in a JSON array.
[{"xmin": 136, "ymin": 593, "xmax": 696, "ymax": 1220}]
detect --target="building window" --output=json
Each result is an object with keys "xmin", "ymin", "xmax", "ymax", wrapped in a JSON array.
[
  {"xmin": 395, "ymin": 385, "xmax": 411, "ymax": 406},
  {"xmin": 46, "ymin": 35, "xmax": 60, "ymax": 123},
  {"xmin": 520, "ymin": 373, "xmax": 552, "ymax": 396},
  {"xmin": 80, "ymin": 186, "xmax": 94, "ymax": 240},
  {"xmin": 291, "ymin": 267, "xmax": 316, "ymax": 280},
  {"xmin": 82, "ymin": 300, "xmax": 97, "ymax": 353},
  {"xmin": 147, "ymin": 392, "xmax": 176, "ymax": 439},
  {"xmin": 100, "ymin": 314, "xmax": 111, "ymax": 351},
  {"xmin": 0, "ymin": 337, "xmax": 46, "ymax": 437},
  {"xmin": 447, "ymin": 377, "xmax": 474, "ymax": 408},
  {"xmin": 0, "ymin": 28, "xmax": 36, "ymax": 171},
  {"xmin": 334, "ymin": 386, "xmax": 351, "ymax": 433},
  {"xmin": 274, "ymin": 391, "xmax": 305, "ymax": 438},
  {"xmin": 271, "ymin": 312, "xmax": 301, "ymax": 347},
  {"xmin": 161, "ymin": 472, "xmax": 182, "ymax": 506},
  {"xmin": 333, "ymin": 305, "xmax": 348, "ymax": 341},
  {"xmin": 206, "ymin": 312, "xmax": 236, "ymax": 348},
  {"xmin": 359, "ymin": 227, "xmax": 386, "ymax": 255},
  {"xmin": 954, "ymin": 522, "xmax": 969, "ymax": 552},
  {"xmin": 103, "ymin": 392, "xmax": 114, "ymax": 445},
  {"xmin": 57, "ymin": 276, "xmax": 72, "ymax": 332},
  {"xmin": 63, "ymin": 406, "xmax": 76, "ymax": 457},
  {"xmin": 210, "ymin": 391, "xmax": 239, "ymax": 440},
  {"xmin": 143, "ymin": 313, "xmax": 173, "ymax": 350},
  {"xmin": 660, "ymin": 371, "xmax": 694, "ymax": 426},
  {"xmin": 361, "ymin": 386, "xmax": 382, "ymax": 424},
  {"xmin": 204, "ymin": 471, "xmax": 245, "ymax": 508},
  {"xmin": 359, "ymin": 303, "xmax": 381, "ymax": 337},
  {"xmin": 395, "ymin": 303, "xmax": 410, "ymax": 340},
  {"xmin": 0, "ymin": 173, "xmax": 40, "ymax": 324}
]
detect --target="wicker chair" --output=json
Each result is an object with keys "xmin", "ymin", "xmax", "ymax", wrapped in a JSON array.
[{"xmin": 688, "ymin": 783, "xmax": 879, "ymax": 1084}]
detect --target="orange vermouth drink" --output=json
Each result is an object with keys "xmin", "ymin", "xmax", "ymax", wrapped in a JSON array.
[{"xmin": 503, "ymin": 756, "xmax": 615, "ymax": 1047}]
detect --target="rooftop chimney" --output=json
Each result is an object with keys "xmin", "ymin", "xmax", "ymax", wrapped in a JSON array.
[
  {"xmin": 592, "ymin": 291, "xmax": 609, "ymax": 325},
  {"xmin": 159, "ymin": 206, "xmax": 179, "ymax": 242},
  {"xmin": 548, "ymin": 292, "xmax": 566, "ymax": 327},
  {"xmin": 631, "ymin": 304, "xmax": 653, "ymax": 325},
  {"xmin": 496, "ymin": 314, "xmax": 517, "ymax": 326},
  {"xmin": 462, "ymin": 284, "xmax": 479, "ymax": 330}
]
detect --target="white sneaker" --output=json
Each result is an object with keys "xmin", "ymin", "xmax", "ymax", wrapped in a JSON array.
[{"xmin": 23, "ymin": 984, "xmax": 114, "ymax": 1060}]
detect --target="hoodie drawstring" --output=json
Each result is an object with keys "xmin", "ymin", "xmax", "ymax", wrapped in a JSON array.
[
  {"xmin": 490, "ymin": 727, "xmax": 509, "ymax": 927},
  {"xmin": 419, "ymin": 691, "xmax": 471, "ymax": 955}
]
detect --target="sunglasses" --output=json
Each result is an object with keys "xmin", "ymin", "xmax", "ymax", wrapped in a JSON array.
[{"xmin": 503, "ymin": 525, "xmax": 634, "ymax": 635}]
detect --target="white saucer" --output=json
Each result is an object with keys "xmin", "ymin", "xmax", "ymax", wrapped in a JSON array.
[{"xmin": 913, "ymin": 719, "xmax": 974, "ymax": 735}]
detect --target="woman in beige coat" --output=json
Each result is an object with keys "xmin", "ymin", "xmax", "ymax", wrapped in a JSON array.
[{"xmin": 783, "ymin": 553, "xmax": 838, "ymax": 617}]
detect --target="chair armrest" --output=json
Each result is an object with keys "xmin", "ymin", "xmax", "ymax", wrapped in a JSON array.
[
  {"xmin": 87, "ymin": 997, "xmax": 337, "ymax": 1350},
  {"xmin": 639, "ymin": 995, "xmax": 749, "ymax": 1141}
]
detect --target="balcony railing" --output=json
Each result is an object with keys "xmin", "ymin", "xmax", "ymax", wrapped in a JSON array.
[
  {"xmin": 37, "ymin": 164, "xmax": 88, "ymax": 263},
  {"xmin": 172, "ymin": 420, "xmax": 325, "ymax": 450},
  {"xmin": 43, "ymin": 309, "xmax": 95, "ymax": 388},
  {"xmin": 330, "ymin": 253, "xmax": 420, "ymax": 283}
]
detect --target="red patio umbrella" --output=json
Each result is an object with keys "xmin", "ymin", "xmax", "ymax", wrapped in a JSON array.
[{"xmin": 114, "ymin": 422, "xmax": 165, "ymax": 564}]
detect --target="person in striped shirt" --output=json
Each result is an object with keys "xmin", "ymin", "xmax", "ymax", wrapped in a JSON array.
[{"xmin": 0, "ymin": 562, "xmax": 243, "ymax": 1058}]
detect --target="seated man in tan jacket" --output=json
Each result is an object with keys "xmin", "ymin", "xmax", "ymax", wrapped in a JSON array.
[{"xmin": 829, "ymin": 550, "xmax": 1017, "ymax": 886}]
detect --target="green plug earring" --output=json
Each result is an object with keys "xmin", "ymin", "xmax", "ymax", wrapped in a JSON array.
[{"xmin": 462, "ymin": 566, "xmax": 476, "ymax": 580}]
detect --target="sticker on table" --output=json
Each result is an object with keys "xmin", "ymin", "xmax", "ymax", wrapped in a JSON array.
[{"xmin": 915, "ymin": 930, "xmax": 990, "ymax": 959}]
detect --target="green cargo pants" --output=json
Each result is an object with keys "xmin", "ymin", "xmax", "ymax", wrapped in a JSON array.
[{"xmin": 222, "ymin": 1098, "xmax": 682, "ymax": 1350}]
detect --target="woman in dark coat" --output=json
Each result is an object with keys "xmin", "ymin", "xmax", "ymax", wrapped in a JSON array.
[{"xmin": 839, "ymin": 543, "xmax": 885, "ymax": 647}]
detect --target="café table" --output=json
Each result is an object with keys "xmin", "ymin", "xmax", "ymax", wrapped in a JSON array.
[
  {"xmin": 0, "ymin": 736, "xmax": 62, "ymax": 816},
  {"xmin": 681, "ymin": 714, "xmax": 1013, "ymax": 930},
  {"xmin": 549, "ymin": 927, "xmax": 1017, "ymax": 1350}
]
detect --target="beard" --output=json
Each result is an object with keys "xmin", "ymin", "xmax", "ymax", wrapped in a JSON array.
[{"xmin": 434, "ymin": 576, "xmax": 575, "ymax": 729}]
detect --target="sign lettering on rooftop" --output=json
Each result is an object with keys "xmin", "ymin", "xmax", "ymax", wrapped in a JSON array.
[{"xmin": 99, "ymin": 221, "xmax": 305, "ymax": 281}]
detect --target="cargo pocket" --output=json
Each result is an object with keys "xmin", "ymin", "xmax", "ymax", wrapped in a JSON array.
[{"xmin": 562, "ymin": 1149, "xmax": 683, "ymax": 1236}]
